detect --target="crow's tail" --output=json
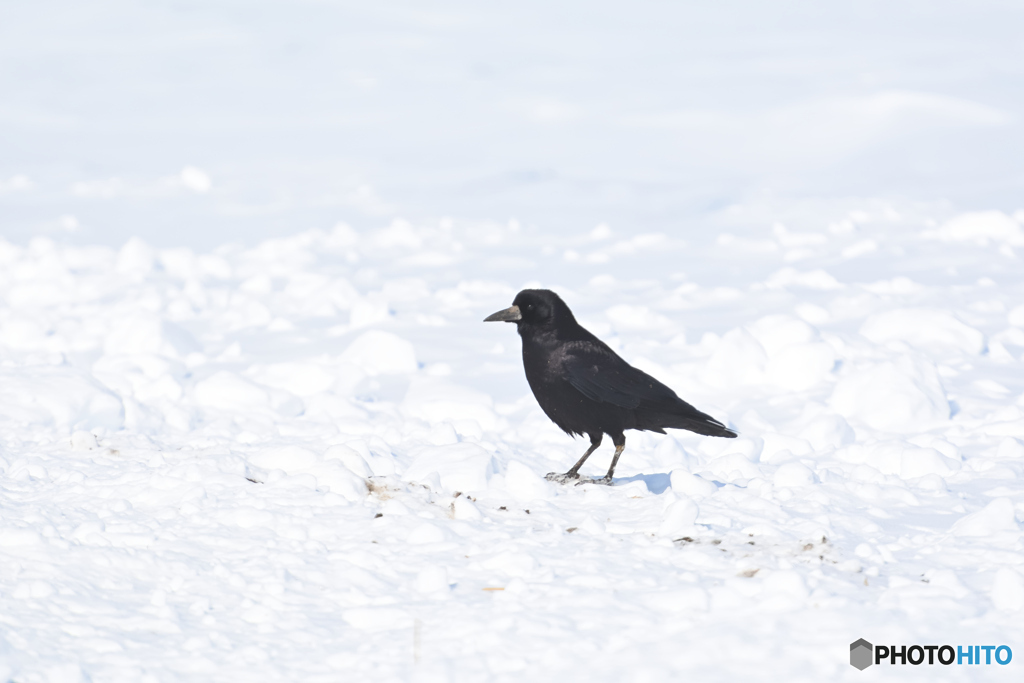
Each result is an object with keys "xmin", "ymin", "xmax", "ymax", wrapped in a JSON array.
[
  {"xmin": 638, "ymin": 401, "xmax": 737, "ymax": 438},
  {"xmin": 676, "ymin": 415, "xmax": 737, "ymax": 438}
]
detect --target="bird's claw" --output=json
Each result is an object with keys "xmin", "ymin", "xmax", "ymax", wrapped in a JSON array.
[
  {"xmin": 576, "ymin": 476, "xmax": 613, "ymax": 486},
  {"xmin": 545, "ymin": 472, "xmax": 579, "ymax": 485},
  {"xmin": 546, "ymin": 472, "xmax": 614, "ymax": 486}
]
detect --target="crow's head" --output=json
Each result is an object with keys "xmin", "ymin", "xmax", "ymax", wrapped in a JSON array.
[{"xmin": 484, "ymin": 289, "xmax": 577, "ymax": 332}]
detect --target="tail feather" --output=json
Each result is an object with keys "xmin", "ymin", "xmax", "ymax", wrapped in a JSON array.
[
  {"xmin": 637, "ymin": 399, "xmax": 737, "ymax": 438},
  {"xmin": 679, "ymin": 417, "xmax": 737, "ymax": 438}
]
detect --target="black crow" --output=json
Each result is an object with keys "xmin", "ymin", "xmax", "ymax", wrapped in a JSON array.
[{"xmin": 485, "ymin": 289, "xmax": 736, "ymax": 484}]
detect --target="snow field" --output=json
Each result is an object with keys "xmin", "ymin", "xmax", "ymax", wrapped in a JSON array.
[{"xmin": 1, "ymin": 208, "xmax": 1024, "ymax": 681}]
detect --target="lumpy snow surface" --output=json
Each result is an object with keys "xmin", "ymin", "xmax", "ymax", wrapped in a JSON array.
[{"xmin": 1, "ymin": 211, "xmax": 1024, "ymax": 681}]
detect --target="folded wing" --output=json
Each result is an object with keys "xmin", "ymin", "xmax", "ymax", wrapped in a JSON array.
[{"xmin": 563, "ymin": 344, "xmax": 736, "ymax": 438}]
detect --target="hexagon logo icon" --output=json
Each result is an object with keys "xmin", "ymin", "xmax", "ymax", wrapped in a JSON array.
[{"xmin": 850, "ymin": 638, "xmax": 873, "ymax": 670}]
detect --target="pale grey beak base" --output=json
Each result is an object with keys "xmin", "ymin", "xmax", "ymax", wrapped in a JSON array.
[{"xmin": 484, "ymin": 305, "xmax": 522, "ymax": 323}]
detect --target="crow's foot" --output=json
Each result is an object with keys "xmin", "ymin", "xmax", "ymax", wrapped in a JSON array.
[
  {"xmin": 575, "ymin": 475, "xmax": 613, "ymax": 486},
  {"xmin": 546, "ymin": 472, "xmax": 615, "ymax": 486}
]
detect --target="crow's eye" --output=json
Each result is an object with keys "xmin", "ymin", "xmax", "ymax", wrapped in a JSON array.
[{"xmin": 527, "ymin": 304, "xmax": 534, "ymax": 311}]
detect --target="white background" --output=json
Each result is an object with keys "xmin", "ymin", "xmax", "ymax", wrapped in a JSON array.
[{"xmin": 1, "ymin": 2, "xmax": 1023, "ymax": 681}]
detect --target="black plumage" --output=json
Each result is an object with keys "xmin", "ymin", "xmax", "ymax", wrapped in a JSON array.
[{"xmin": 485, "ymin": 289, "xmax": 736, "ymax": 484}]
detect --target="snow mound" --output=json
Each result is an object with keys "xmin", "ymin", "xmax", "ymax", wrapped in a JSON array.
[
  {"xmin": 340, "ymin": 330, "xmax": 417, "ymax": 375},
  {"xmin": 103, "ymin": 314, "xmax": 200, "ymax": 357},
  {"xmin": 451, "ymin": 496, "xmax": 482, "ymax": 520},
  {"xmin": 403, "ymin": 443, "xmax": 495, "ymax": 493},
  {"xmin": 700, "ymin": 328, "xmax": 767, "ymax": 388},
  {"xmin": 927, "ymin": 211, "xmax": 1024, "ymax": 246},
  {"xmin": 746, "ymin": 315, "xmax": 818, "ymax": 356},
  {"xmin": 0, "ymin": 367, "xmax": 124, "ymax": 432},
  {"xmin": 1009, "ymin": 304, "xmax": 1024, "ymax": 328},
  {"xmin": 504, "ymin": 460, "xmax": 551, "ymax": 501},
  {"xmin": 830, "ymin": 356, "xmax": 949, "ymax": 431},
  {"xmin": 773, "ymin": 462, "xmax": 816, "ymax": 487},
  {"xmin": 669, "ymin": 469, "xmax": 718, "ymax": 498},
  {"xmin": 194, "ymin": 371, "xmax": 270, "ymax": 412},
  {"xmin": 798, "ymin": 415, "xmax": 855, "ymax": 452},
  {"xmin": 701, "ymin": 316, "xmax": 835, "ymax": 391},
  {"xmin": 247, "ymin": 445, "xmax": 367, "ymax": 499},
  {"xmin": 766, "ymin": 341, "xmax": 835, "ymax": 391},
  {"xmin": 605, "ymin": 304, "xmax": 674, "ymax": 332},
  {"xmin": 951, "ymin": 498, "xmax": 1020, "ymax": 536},
  {"xmin": 898, "ymin": 447, "xmax": 961, "ymax": 479},
  {"xmin": 248, "ymin": 361, "xmax": 337, "ymax": 397},
  {"xmin": 861, "ymin": 308, "xmax": 985, "ymax": 356},
  {"xmin": 658, "ymin": 497, "xmax": 700, "ymax": 537},
  {"xmin": 402, "ymin": 377, "xmax": 500, "ymax": 432},
  {"xmin": 249, "ymin": 445, "xmax": 319, "ymax": 473},
  {"xmin": 747, "ymin": 315, "xmax": 835, "ymax": 391},
  {"xmin": 414, "ymin": 565, "xmax": 450, "ymax": 595},
  {"xmin": 324, "ymin": 444, "xmax": 372, "ymax": 477},
  {"xmin": 991, "ymin": 569, "xmax": 1024, "ymax": 611}
]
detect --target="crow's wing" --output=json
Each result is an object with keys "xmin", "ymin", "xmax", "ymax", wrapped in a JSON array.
[
  {"xmin": 562, "ymin": 342, "xmax": 737, "ymax": 438},
  {"xmin": 562, "ymin": 344, "xmax": 677, "ymax": 409}
]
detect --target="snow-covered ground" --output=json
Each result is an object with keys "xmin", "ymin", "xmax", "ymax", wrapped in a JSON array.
[
  {"xmin": 2, "ymin": 211, "xmax": 1024, "ymax": 681},
  {"xmin": 3, "ymin": 2, "xmax": 1024, "ymax": 681},
  {"xmin": 3, "ymin": 1, "xmax": 1024, "ymax": 249}
]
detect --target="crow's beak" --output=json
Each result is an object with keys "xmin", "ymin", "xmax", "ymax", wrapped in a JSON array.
[{"xmin": 484, "ymin": 305, "xmax": 522, "ymax": 323}]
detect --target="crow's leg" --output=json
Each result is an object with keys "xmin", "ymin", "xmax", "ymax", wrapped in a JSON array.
[
  {"xmin": 567, "ymin": 433, "xmax": 603, "ymax": 477},
  {"xmin": 546, "ymin": 433, "xmax": 602, "ymax": 483},
  {"xmin": 596, "ymin": 434, "xmax": 626, "ymax": 484}
]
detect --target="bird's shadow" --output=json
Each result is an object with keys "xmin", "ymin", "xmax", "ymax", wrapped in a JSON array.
[
  {"xmin": 616, "ymin": 472, "xmax": 672, "ymax": 495},
  {"xmin": 615, "ymin": 472, "xmax": 730, "ymax": 495}
]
